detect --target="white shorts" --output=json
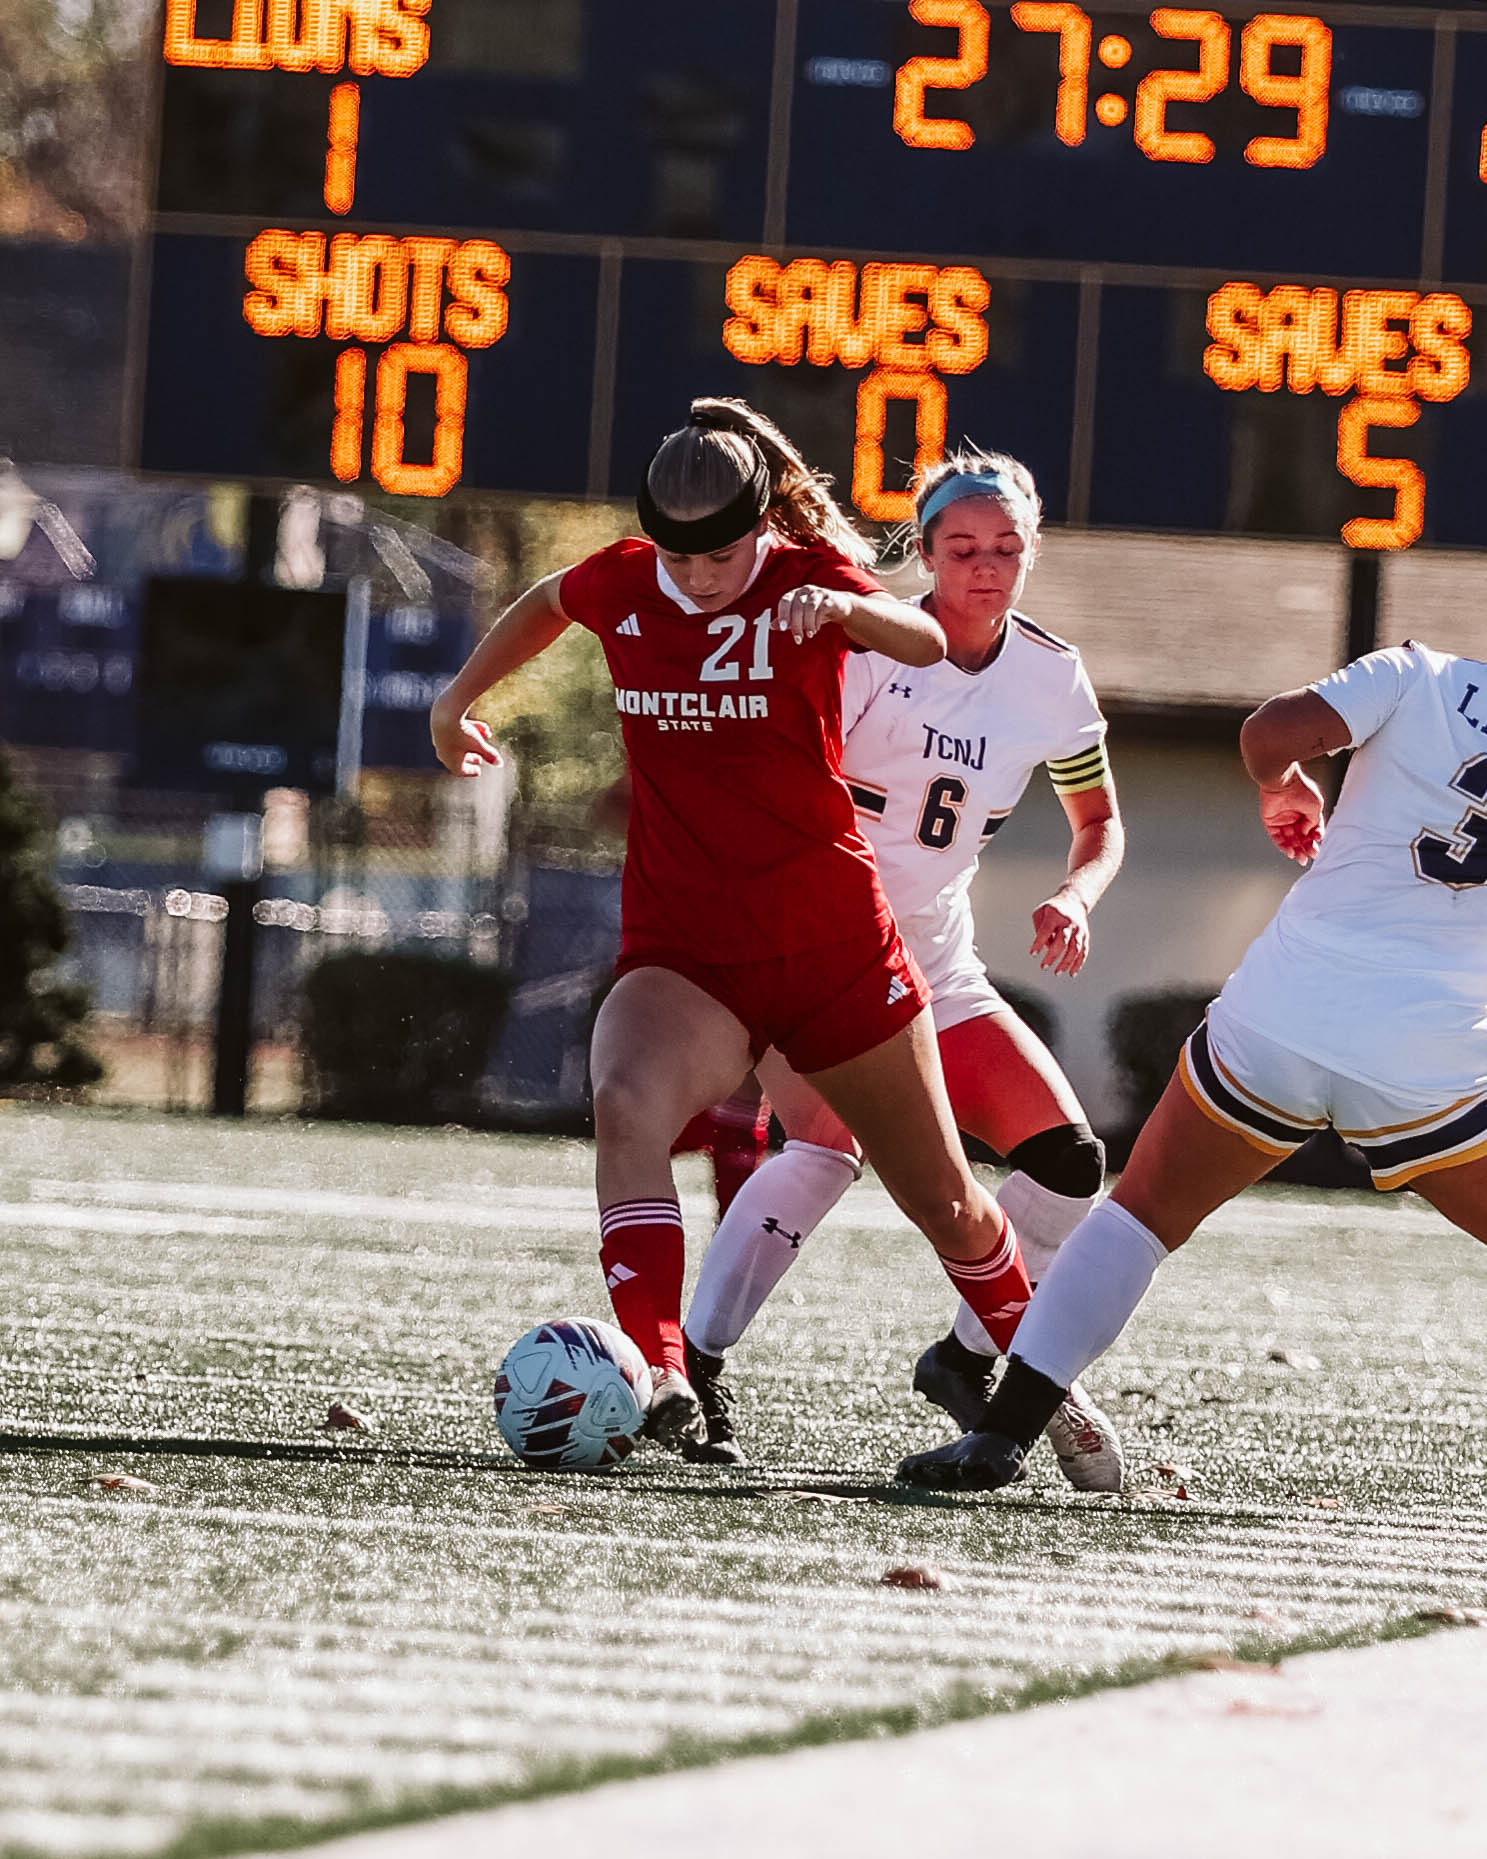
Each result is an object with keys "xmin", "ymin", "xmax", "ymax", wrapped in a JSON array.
[
  {"xmin": 1182, "ymin": 998, "xmax": 1487, "ymax": 1191},
  {"xmin": 900, "ymin": 900, "xmax": 1008, "ymax": 1034}
]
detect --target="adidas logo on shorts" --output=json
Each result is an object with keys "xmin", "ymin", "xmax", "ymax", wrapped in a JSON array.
[{"xmin": 886, "ymin": 975, "xmax": 908, "ymax": 1006}]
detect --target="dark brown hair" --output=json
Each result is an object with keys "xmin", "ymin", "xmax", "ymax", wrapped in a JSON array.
[{"xmin": 645, "ymin": 397, "xmax": 875, "ymax": 567}]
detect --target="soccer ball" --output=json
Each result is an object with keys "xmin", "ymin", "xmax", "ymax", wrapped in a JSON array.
[{"xmin": 494, "ymin": 1319, "xmax": 653, "ymax": 1470}]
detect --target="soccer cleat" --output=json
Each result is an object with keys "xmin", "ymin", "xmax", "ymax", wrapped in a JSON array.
[
  {"xmin": 1043, "ymin": 1379, "xmax": 1125, "ymax": 1493},
  {"xmin": 911, "ymin": 1333, "xmax": 996, "ymax": 1432},
  {"xmin": 643, "ymin": 1371, "xmax": 708, "ymax": 1451},
  {"xmin": 895, "ymin": 1428, "xmax": 1025, "ymax": 1492},
  {"xmin": 680, "ymin": 1337, "xmax": 745, "ymax": 1466}
]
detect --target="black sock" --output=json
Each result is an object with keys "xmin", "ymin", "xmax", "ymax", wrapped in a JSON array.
[
  {"xmin": 684, "ymin": 1335, "xmax": 723, "ymax": 1375},
  {"xmin": 981, "ymin": 1356, "xmax": 1067, "ymax": 1448},
  {"xmin": 938, "ymin": 1330, "xmax": 994, "ymax": 1378}
]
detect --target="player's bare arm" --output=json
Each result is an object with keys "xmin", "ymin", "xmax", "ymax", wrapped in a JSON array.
[
  {"xmin": 1031, "ymin": 782, "xmax": 1125, "ymax": 977},
  {"xmin": 1239, "ymin": 688, "xmax": 1350, "ymax": 864},
  {"xmin": 816, "ymin": 588, "xmax": 946, "ymax": 665},
  {"xmin": 430, "ymin": 571, "xmax": 573, "ymax": 776}
]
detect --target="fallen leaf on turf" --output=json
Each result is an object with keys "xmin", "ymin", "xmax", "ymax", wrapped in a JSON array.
[
  {"xmin": 1128, "ymin": 1485, "xmax": 1190, "ymax": 1501},
  {"xmin": 85, "ymin": 1473, "xmax": 156, "ymax": 1493},
  {"xmin": 324, "ymin": 1401, "xmax": 372, "ymax": 1431},
  {"xmin": 1414, "ymin": 1607, "xmax": 1487, "ymax": 1627},
  {"xmin": 1306, "ymin": 1496, "xmax": 1343, "ymax": 1510},
  {"xmin": 1267, "ymin": 1349, "xmax": 1321, "ymax": 1371},
  {"xmin": 880, "ymin": 1565, "xmax": 952, "ymax": 1590}
]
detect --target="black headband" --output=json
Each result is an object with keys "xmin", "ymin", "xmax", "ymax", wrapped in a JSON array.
[{"xmin": 636, "ymin": 435, "xmax": 772, "ymax": 554}]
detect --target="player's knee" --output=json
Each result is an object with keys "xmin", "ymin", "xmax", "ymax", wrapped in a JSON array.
[
  {"xmin": 1006, "ymin": 1123, "xmax": 1105, "ymax": 1199},
  {"xmin": 591, "ymin": 1068, "xmax": 660, "ymax": 1145},
  {"xmin": 894, "ymin": 1175, "xmax": 992, "ymax": 1254}
]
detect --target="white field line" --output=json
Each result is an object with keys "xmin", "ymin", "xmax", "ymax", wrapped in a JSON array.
[
  {"xmin": 24, "ymin": 1180, "xmax": 606, "ymax": 1227},
  {"xmin": 0, "ymin": 1204, "xmax": 273, "ymax": 1238},
  {"xmin": 0, "ymin": 1809, "xmax": 175, "ymax": 1857},
  {"xmin": 7, "ymin": 1173, "xmax": 1433, "ymax": 1250}
]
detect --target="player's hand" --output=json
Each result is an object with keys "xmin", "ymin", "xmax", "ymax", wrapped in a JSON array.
[
  {"xmin": 1257, "ymin": 766, "xmax": 1325, "ymax": 864},
  {"xmin": 774, "ymin": 584, "xmax": 851, "ymax": 643},
  {"xmin": 1030, "ymin": 890, "xmax": 1090, "ymax": 976},
  {"xmin": 431, "ymin": 700, "xmax": 501, "ymax": 778}
]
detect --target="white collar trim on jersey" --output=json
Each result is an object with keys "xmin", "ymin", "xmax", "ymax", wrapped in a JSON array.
[
  {"xmin": 654, "ymin": 530, "xmax": 775, "ymax": 614},
  {"xmin": 914, "ymin": 591, "xmax": 1014, "ymax": 677}
]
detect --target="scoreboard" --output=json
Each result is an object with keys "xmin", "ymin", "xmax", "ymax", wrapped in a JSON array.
[{"xmin": 139, "ymin": 0, "xmax": 1487, "ymax": 549}]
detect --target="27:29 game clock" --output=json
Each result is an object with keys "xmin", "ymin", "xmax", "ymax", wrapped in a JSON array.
[{"xmin": 139, "ymin": 0, "xmax": 1487, "ymax": 549}]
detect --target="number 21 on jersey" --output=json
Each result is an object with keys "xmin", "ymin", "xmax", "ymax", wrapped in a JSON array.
[{"xmin": 699, "ymin": 613, "xmax": 774, "ymax": 682}]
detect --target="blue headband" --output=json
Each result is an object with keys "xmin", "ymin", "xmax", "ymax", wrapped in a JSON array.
[{"xmin": 918, "ymin": 470, "xmax": 1010, "ymax": 533}]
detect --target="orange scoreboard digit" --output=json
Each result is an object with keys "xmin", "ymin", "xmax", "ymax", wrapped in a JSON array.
[{"xmin": 139, "ymin": 0, "xmax": 1487, "ymax": 549}]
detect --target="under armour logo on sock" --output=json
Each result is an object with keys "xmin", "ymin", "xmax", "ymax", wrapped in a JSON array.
[
  {"xmin": 886, "ymin": 975, "xmax": 908, "ymax": 1005},
  {"xmin": 762, "ymin": 1216, "xmax": 803, "ymax": 1249},
  {"xmin": 605, "ymin": 1263, "xmax": 639, "ymax": 1288}
]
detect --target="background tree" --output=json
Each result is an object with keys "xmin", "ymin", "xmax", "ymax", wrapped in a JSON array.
[
  {"xmin": 0, "ymin": 744, "xmax": 103, "ymax": 1089},
  {"xmin": 0, "ymin": 0, "xmax": 155, "ymax": 242}
]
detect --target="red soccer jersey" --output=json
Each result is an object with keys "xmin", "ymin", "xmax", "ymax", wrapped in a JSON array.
[{"xmin": 559, "ymin": 535, "xmax": 896, "ymax": 963}]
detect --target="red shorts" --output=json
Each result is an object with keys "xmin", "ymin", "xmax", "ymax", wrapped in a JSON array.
[{"xmin": 615, "ymin": 922, "xmax": 930, "ymax": 1074}]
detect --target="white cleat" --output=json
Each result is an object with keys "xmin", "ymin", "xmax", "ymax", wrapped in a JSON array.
[
  {"xmin": 1043, "ymin": 1379, "xmax": 1124, "ymax": 1492},
  {"xmin": 643, "ymin": 1371, "xmax": 708, "ymax": 1451}
]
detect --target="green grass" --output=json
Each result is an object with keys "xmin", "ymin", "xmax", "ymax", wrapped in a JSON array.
[{"xmin": 1, "ymin": 1104, "xmax": 1485, "ymax": 1857}]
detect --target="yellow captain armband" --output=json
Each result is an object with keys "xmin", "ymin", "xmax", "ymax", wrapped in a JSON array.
[{"xmin": 1046, "ymin": 740, "xmax": 1110, "ymax": 796}]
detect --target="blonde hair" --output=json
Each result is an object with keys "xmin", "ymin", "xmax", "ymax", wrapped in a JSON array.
[
  {"xmin": 914, "ymin": 446, "xmax": 1043, "ymax": 553},
  {"xmin": 645, "ymin": 397, "xmax": 875, "ymax": 568}
]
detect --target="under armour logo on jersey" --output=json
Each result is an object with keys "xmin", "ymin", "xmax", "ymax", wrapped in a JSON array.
[
  {"xmin": 616, "ymin": 614, "xmax": 642, "ymax": 637},
  {"xmin": 886, "ymin": 975, "xmax": 909, "ymax": 1005},
  {"xmin": 605, "ymin": 1263, "xmax": 638, "ymax": 1288},
  {"xmin": 888, "ymin": 682, "xmax": 913, "ymax": 698},
  {"xmin": 762, "ymin": 1216, "xmax": 804, "ymax": 1249}
]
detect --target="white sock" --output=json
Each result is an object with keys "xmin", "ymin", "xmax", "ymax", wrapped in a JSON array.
[
  {"xmin": 1008, "ymin": 1199, "xmax": 1168, "ymax": 1389},
  {"xmin": 950, "ymin": 1169, "xmax": 1101, "ymax": 1356},
  {"xmin": 997, "ymin": 1169, "xmax": 1099, "ymax": 1280},
  {"xmin": 683, "ymin": 1140, "xmax": 861, "ymax": 1357}
]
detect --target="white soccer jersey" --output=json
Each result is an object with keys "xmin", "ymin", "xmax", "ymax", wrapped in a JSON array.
[
  {"xmin": 840, "ymin": 611, "xmax": 1107, "ymax": 982},
  {"xmin": 1218, "ymin": 642, "xmax": 1487, "ymax": 1100}
]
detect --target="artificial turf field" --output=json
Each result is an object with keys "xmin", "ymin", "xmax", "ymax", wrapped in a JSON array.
[{"xmin": 2, "ymin": 1104, "xmax": 1486, "ymax": 1859}]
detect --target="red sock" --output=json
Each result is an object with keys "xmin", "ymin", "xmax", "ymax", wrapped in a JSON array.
[
  {"xmin": 709, "ymin": 1104, "xmax": 770, "ymax": 1217},
  {"xmin": 598, "ymin": 1199, "xmax": 686, "ymax": 1378},
  {"xmin": 938, "ymin": 1214, "xmax": 1032, "ymax": 1356}
]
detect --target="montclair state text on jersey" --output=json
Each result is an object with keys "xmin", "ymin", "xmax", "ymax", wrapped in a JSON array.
[{"xmin": 615, "ymin": 688, "xmax": 771, "ymax": 731}]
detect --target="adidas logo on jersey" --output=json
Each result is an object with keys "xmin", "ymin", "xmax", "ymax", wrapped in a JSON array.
[
  {"xmin": 886, "ymin": 975, "xmax": 909, "ymax": 1006},
  {"xmin": 616, "ymin": 614, "xmax": 641, "ymax": 637}
]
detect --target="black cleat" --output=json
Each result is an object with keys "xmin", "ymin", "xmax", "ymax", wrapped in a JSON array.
[
  {"xmin": 643, "ymin": 1371, "xmax": 708, "ymax": 1451},
  {"xmin": 680, "ymin": 1337, "xmax": 745, "ymax": 1465},
  {"xmin": 896, "ymin": 1429, "xmax": 1026, "ymax": 1492},
  {"xmin": 912, "ymin": 1333, "xmax": 996, "ymax": 1432}
]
